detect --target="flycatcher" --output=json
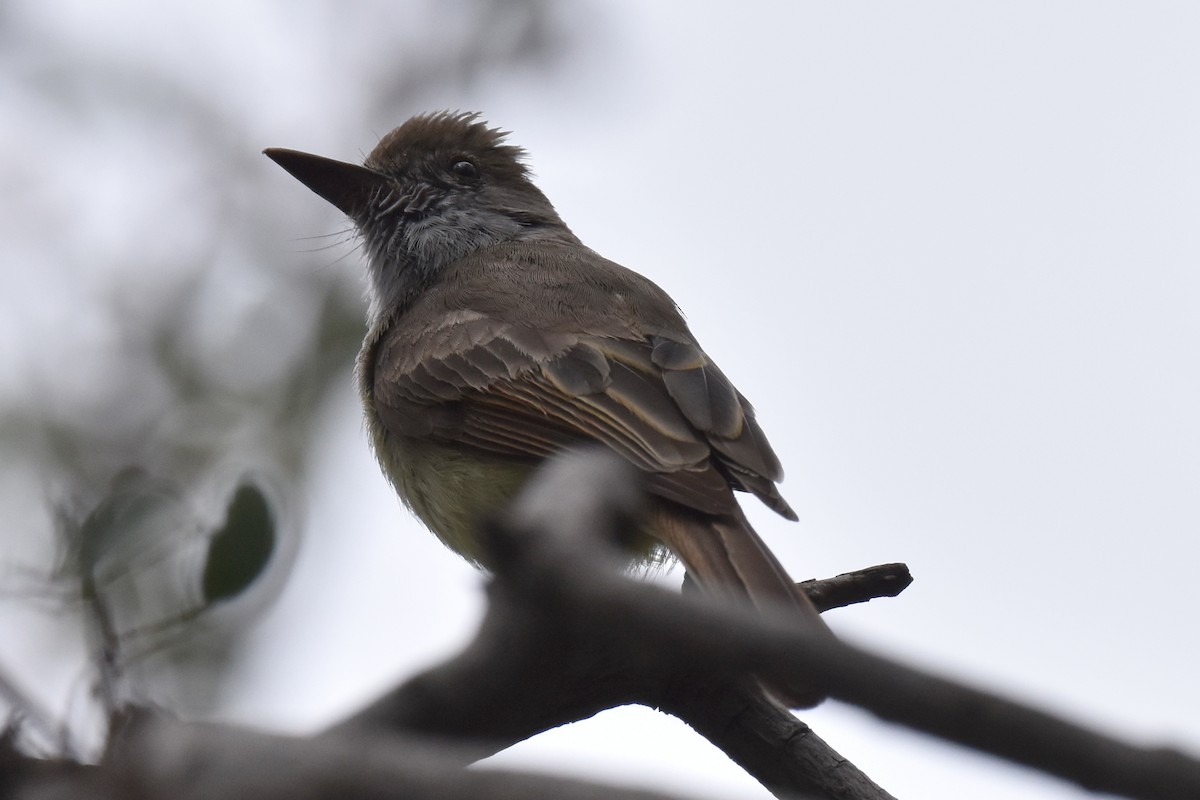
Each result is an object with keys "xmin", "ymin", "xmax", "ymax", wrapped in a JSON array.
[{"xmin": 265, "ymin": 112, "xmax": 829, "ymax": 705}]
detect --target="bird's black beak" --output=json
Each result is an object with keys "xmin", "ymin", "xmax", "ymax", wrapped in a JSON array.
[{"xmin": 263, "ymin": 148, "xmax": 390, "ymax": 218}]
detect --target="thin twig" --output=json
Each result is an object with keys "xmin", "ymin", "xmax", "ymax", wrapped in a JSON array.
[{"xmin": 799, "ymin": 563, "xmax": 913, "ymax": 613}]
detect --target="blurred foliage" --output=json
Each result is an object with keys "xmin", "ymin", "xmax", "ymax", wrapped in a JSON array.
[
  {"xmin": 202, "ymin": 483, "xmax": 276, "ymax": 607},
  {"xmin": 0, "ymin": 0, "xmax": 579, "ymax": 759}
]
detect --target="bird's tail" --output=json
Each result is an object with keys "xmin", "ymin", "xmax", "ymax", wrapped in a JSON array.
[{"xmin": 650, "ymin": 503, "xmax": 830, "ymax": 707}]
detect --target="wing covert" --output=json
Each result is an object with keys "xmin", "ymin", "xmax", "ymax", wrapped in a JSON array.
[{"xmin": 371, "ymin": 313, "xmax": 793, "ymax": 519}]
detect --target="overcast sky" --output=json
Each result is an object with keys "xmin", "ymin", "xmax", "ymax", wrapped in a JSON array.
[{"xmin": 3, "ymin": 3, "xmax": 1198, "ymax": 799}]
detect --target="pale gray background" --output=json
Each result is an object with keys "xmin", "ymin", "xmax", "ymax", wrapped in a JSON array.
[{"xmin": 2, "ymin": 3, "xmax": 1197, "ymax": 798}]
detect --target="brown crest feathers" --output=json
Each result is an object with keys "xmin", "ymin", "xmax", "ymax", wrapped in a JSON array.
[{"xmin": 365, "ymin": 110, "xmax": 530, "ymax": 181}]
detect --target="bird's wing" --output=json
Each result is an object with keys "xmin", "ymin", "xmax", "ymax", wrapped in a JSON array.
[{"xmin": 370, "ymin": 309, "xmax": 795, "ymax": 519}]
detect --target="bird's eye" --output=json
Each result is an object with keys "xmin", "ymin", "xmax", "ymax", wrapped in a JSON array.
[{"xmin": 451, "ymin": 160, "xmax": 479, "ymax": 179}]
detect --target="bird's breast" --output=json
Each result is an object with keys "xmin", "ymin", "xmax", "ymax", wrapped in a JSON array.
[{"xmin": 364, "ymin": 409, "xmax": 535, "ymax": 565}]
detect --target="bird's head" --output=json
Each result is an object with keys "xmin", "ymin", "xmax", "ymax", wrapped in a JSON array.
[{"xmin": 265, "ymin": 111, "xmax": 576, "ymax": 321}]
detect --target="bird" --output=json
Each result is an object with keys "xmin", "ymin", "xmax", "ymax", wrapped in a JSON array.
[{"xmin": 264, "ymin": 111, "xmax": 830, "ymax": 705}]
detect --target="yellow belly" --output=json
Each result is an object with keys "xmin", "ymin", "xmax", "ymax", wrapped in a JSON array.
[
  {"xmin": 375, "ymin": 433, "xmax": 531, "ymax": 565},
  {"xmin": 371, "ymin": 427, "xmax": 666, "ymax": 570}
]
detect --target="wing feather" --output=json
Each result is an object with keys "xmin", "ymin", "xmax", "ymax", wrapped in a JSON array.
[{"xmin": 372, "ymin": 313, "xmax": 792, "ymax": 518}]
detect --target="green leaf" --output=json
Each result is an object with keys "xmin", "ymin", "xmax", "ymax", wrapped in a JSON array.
[{"xmin": 202, "ymin": 483, "xmax": 275, "ymax": 604}]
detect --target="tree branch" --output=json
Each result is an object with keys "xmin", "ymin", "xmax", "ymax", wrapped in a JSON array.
[
  {"xmin": 799, "ymin": 563, "xmax": 912, "ymax": 613},
  {"xmin": 346, "ymin": 449, "xmax": 1200, "ymax": 800},
  {"xmin": 12, "ymin": 713, "xmax": 705, "ymax": 800},
  {"xmin": 13, "ymin": 449, "xmax": 1200, "ymax": 800},
  {"xmin": 338, "ymin": 450, "xmax": 900, "ymax": 799}
]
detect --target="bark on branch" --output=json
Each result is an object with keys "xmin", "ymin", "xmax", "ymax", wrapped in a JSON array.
[
  {"xmin": 11, "ymin": 449, "xmax": 1199, "ymax": 800},
  {"xmin": 345, "ymin": 449, "xmax": 1200, "ymax": 800}
]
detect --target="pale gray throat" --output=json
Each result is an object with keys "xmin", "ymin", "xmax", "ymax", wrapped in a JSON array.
[
  {"xmin": 361, "ymin": 204, "xmax": 577, "ymax": 327},
  {"xmin": 361, "ymin": 204, "xmax": 515, "ymax": 325}
]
